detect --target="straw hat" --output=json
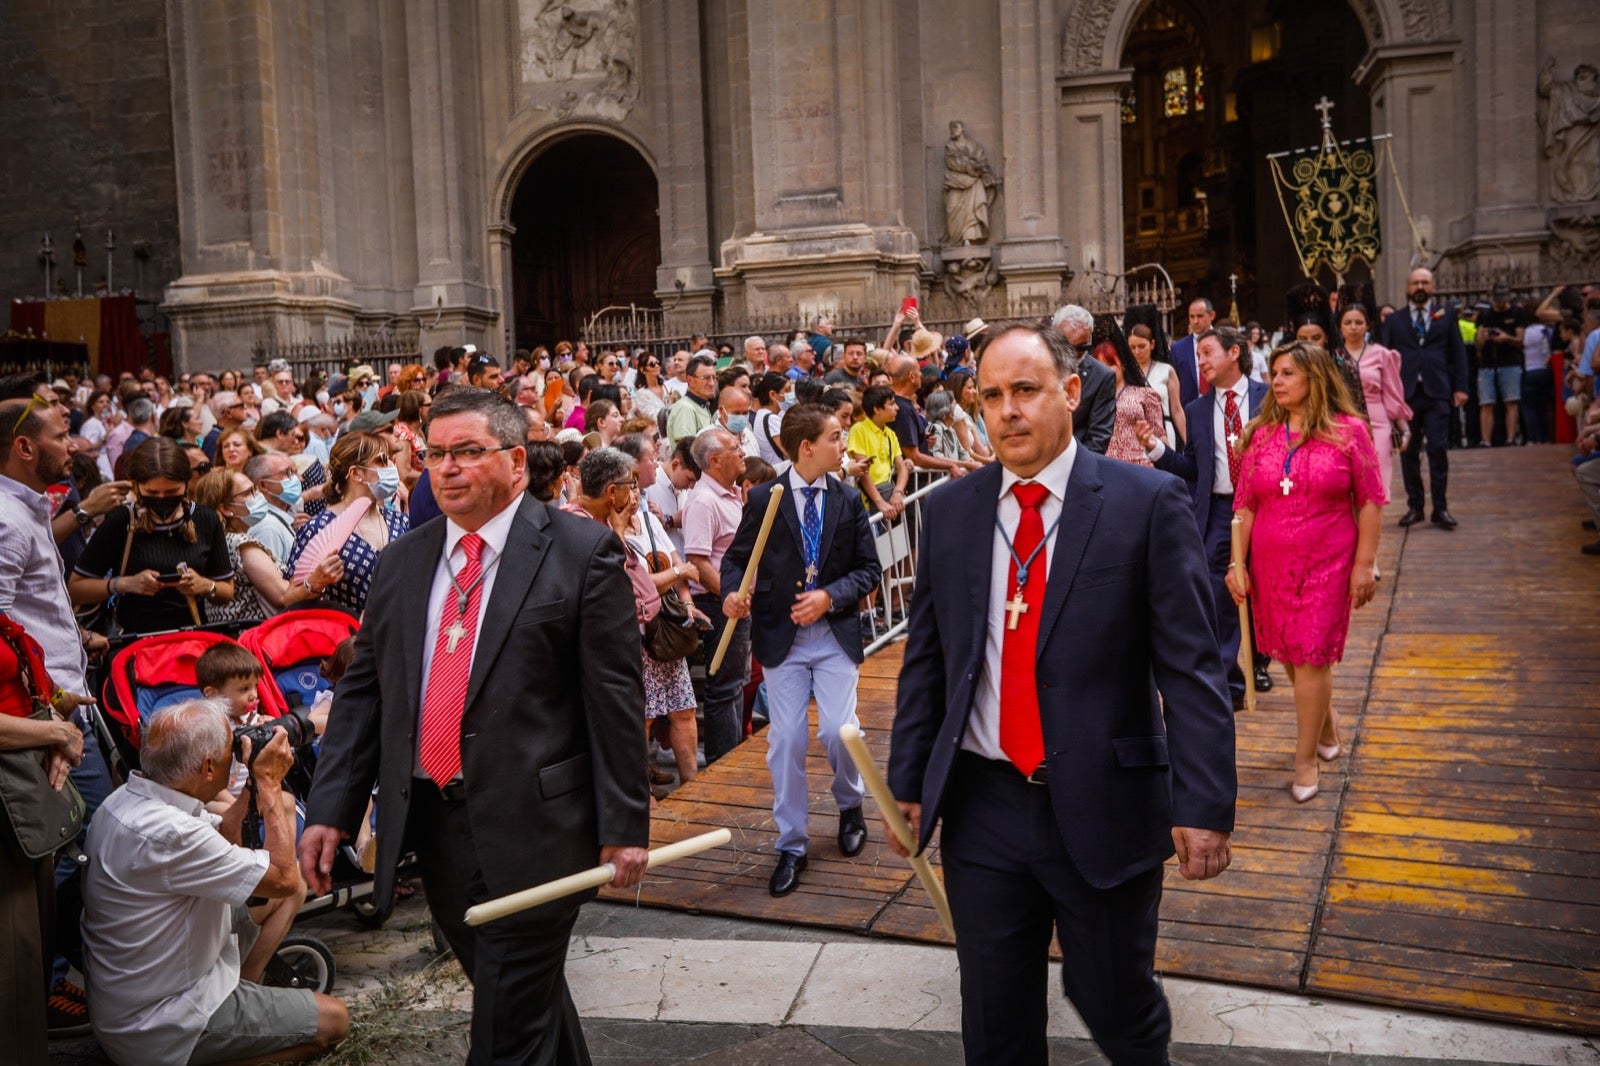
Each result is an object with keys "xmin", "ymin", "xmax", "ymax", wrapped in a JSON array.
[
  {"xmin": 964, "ymin": 317, "xmax": 990, "ymax": 339},
  {"xmin": 908, "ymin": 328, "xmax": 945, "ymax": 361}
]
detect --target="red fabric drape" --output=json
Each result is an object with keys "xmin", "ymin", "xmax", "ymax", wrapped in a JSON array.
[
  {"xmin": 9, "ymin": 299, "xmax": 45, "ymax": 337},
  {"xmin": 1552, "ymin": 351, "xmax": 1577, "ymax": 444},
  {"xmin": 98, "ymin": 295, "xmax": 144, "ymax": 379}
]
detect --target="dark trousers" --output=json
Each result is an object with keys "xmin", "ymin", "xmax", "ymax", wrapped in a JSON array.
[
  {"xmin": 1401, "ymin": 390, "xmax": 1453, "ymax": 513},
  {"xmin": 2, "ymin": 855, "xmax": 52, "ymax": 1066},
  {"xmin": 693, "ymin": 593, "xmax": 750, "ymax": 765},
  {"xmin": 409, "ymin": 784, "xmax": 590, "ymax": 1066},
  {"xmin": 53, "ymin": 714, "xmax": 113, "ymax": 984},
  {"xmin": 942, "ymin": 754, "xmax": 1171, "ymax": 1065},
  {"xmin": 1521, "ymin": 367, "xmax": 1554, "ymax": 443},
  {"xmin": 1203, "ymin": 496, "xmax": 1245, "ymax": 702}
]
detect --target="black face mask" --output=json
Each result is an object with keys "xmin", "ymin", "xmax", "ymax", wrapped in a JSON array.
[{"xmin": 141, "ymin": 495, "xmax": 185, "ymax": 521}]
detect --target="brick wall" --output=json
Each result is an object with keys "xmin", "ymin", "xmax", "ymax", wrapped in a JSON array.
[{"xmin": 0, "ymin": 1, "xmax": 180, "ymax": 313}]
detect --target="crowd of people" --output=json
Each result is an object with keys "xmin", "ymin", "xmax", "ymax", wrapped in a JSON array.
[{"xmin": 0, "ymin": 271, "xmax": 1591, "ymax": 1062}]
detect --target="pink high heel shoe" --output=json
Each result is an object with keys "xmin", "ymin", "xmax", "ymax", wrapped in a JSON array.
[{"xmin": 1316, "ymin": 742, "xmax": 1342, "ymax": 762}]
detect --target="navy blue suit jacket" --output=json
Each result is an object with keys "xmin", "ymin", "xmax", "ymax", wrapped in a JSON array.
[
  {"xmin": 1171, "ymin": 333, "xmax": 1204, "ymax": 408},
  {"xmin": 1154, "ymin": 379, "xmax": 1269, "ymax": 540},
  {"xmin": 886, "ymin": 450, "xmax": 1236, "ymax": 890},
  {"xmin": 721, "ymin": 475, "xmax": 882, "ymax": 667},
  {"xmin": 1380, "ymin": 305, "xmax": 1469, "ymax": 402},
  {"xmin": 1073, "ymin": 355, "xmax": 1117, "ymax": 455}
]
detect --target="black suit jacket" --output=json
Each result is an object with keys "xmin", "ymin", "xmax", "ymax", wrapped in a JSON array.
[
  {"xmin": 1073, "ymin": 355, "xmax": 1116, "ymax": 455},
  {"xmin": 1381, "ymin": 305, "xmax": 1469, "ymax": 401},
  {"xmin": 721, "ymin": 475, "xmax": 881, "ymax": 666},
  {"xmin": 886, "ymin": 450, "xmax": 1236, "ymax": 889},
  {"xmin": 1154, "ymin": 379, "xmax": 1269, "ymax": 540},
  {"xmin": 305, "ymin": 493, "xmax": 650, "ymax": 912}
]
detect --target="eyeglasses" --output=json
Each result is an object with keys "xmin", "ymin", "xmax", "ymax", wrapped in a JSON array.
[
  {"xmin": 192, "ymin": 462, "xmax": 214, "ymax": 476},
  {"xmin": 609, "ymin": 479, "xmax": 640, "ymax": 493},
  {"xmin": 422, "ymin": 444, "xmax": 513, "ymax": 467}
]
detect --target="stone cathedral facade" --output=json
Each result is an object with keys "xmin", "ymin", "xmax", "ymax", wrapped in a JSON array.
[{"xmin": 3, "ymin": 0, "xmax": 1596, "ymax": 369}]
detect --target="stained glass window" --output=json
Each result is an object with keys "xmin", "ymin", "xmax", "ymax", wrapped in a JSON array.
[
  {"xmin": 1121, "ymin": 87, "xmax": 1138, "ymax": 124},
  {"xmin": 1163, "ymin": 67, "xmax": 1190, "ymax": 117},
  {"xmin": 1193, "ymin": 65, "xmax": 1205, "ymax": 112}
]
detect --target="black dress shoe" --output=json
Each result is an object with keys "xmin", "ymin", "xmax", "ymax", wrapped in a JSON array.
[
  {"xmin": 1582, "ymin": 519, "xmax": 1596, "ymax": 531},
  {"xmin": 769, "ymin": 852, "xmax": 807, "ymax": 896},
  {"xmin": 1253, "ymin": 665, "xmax": 1274, "ymax": 692},
  {"xmin": 1582, "ymin": 539, "xmax": 1600, "ymax": 556},
  {"xmin": 838, "ymin": 806, "xmax": 868, "ymax": 857},
  {"xmin": 1398, "ymin": 508, "xmax": 1425, "ymax": 527},
  {"xmin": 1431, "ymin": 509, "xmax": 1458, "ymax": 530}
]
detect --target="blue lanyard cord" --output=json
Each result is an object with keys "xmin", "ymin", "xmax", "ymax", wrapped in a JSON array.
[
  {"xmin": 994, "ymin": 503, "xmax": 1065, "ymax": 591},
  {"xmin": 1282, "ymin": 423, "xmax": 1307, "ymax": 484}
]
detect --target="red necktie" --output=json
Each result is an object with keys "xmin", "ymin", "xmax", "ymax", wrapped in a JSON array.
[
  {"xmin": 1195, "ymin": 339, "xmax": 1211, "ymax": 395},
  {"xmin": 1224, "ymin": 390, "xmax": 1243, "ymax": 490},
  {"xmin": 999, "ymin": 483, "xmax": 1049, "ymax": 775},
  {"xmin": 419, "ymin": 533, "xmax": 485, "ymax": 785}
]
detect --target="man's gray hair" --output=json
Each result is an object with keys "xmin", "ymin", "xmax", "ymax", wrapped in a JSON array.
[
  {"xmin": 127, "ymin": 397, "xmax": 155, "ymax": 425},
  {"xmin": 1049, "ymin": 305, "xmax": 1094, "ymax": 335},
  {"xmin": 242, "ymin": 452, "xmax": 289, "ymax": 485},
  {"xmin": 977, "ymin": 320, "xmax": 1082, "ymax": 381},
  {"xmin": 308, "ymin": 414, "xmax": 337, "ymax": 432},
  {"xmin": 141, "ymin": 699, "xmax": 233, "ymax": 785},
  {"xmin": 266, "ymin": 358, "xmax": 292, "ymax": 375},
  {"xmin": 743, "ymin": 335, "xmax": 766, "ymax": 354},
  {"xmin": 209, "ymin": 391, "xmax": 239, "ymax": 418},
  {"xmin": 428, "ymin": 386, "xmax": 527, "ymax": 448},
  {"xmin": 613, "ymin": 432, "xmax": 654, "ymax": 462},
  {"xmin": 690, "ymin": 427, "xmax": 736, "ymax": 470},
  {"xmin": 578, "ymin": 446, "xmax": 636, "ymax": 498}
]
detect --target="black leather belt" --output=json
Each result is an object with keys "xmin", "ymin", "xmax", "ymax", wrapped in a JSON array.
[
  {"xmin": 960, "ymin": 750, "xmax": 1049, "ymax": 785},
  {"xmin": 438, "ymin": 780, "xmax": 468, "ymax": 803}
]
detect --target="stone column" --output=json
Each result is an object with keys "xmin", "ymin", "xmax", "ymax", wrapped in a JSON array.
[
  {"xmin": 162, "ymin": 0, "xmax": 359, "ymax": 368},
  {"xmin": 648, "ymin": 0, "xmax": 718, "ymax": 328},
  {"xmin": 1464, "ymin": 1, "xmax": 1545, "ymax": 259},
  {"xmin": 1055, "ymin": 70, "xmax": 1132, "ymax": 304},
  {"xmin": 403, "ymin": 0, "xmax": 497, "ymax": 352},
  {"xmin": 1357, "ymin": 41, "xmax": 1464, "ymax": 298},
  {"xmin": 996, "ymin": 0, "xmax": 1073, "ymax": 310},
  {"xmin": 717, "ymin": 0, "xmax": 920, "ymax": 318}
]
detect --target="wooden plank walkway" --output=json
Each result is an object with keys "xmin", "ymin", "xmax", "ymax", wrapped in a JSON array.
[{"xmin": 602, "ymin": 445, "xmax": 1600, "ymax": 1034}]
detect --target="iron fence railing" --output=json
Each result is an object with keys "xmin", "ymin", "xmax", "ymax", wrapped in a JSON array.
[
  {"xmin": 862, "ymin": 469, "xmax": 949, "ymax": 657},
  {"xmin": 249, "ymin": 334, "xmax": 422, "ymax": 383}
]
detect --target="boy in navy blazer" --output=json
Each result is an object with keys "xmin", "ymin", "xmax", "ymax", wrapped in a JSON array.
[{"xmin": 722, "ymin": 404, "xmax": 882, "ymax": 896}]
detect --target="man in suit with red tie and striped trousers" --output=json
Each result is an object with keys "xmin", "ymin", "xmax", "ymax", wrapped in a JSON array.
[
  {"xmin": 301, "ymin": 387, "xmax": 651, "ymax": 1065},
  {"xmin": 887, "ymin": 322, "xmax": 1237, "ymax": 1065}
]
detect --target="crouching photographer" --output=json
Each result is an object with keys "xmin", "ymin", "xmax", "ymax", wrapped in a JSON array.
[{"xmin": 81, "ymin": 699, "xmax": 347, "ymax": 1064}]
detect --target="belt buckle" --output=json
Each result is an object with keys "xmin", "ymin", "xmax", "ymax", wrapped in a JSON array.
[
  {"xmin": 438, "ymin": 780, "xmax": 467, "ymax": 803},
  {"xmin": 1024, "ymin": 763, "xmax": 1049, "ymax": 786}
]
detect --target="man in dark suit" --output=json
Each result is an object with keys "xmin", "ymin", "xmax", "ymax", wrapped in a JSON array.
[
  {"xmin": 1138, "ymin": 325, "xmax": 1272, "ymax": 706},
  {"xmin": 888, "ymin": 322, "xmax": 1236, "ymax": 1065},
  {"xmin": 1380, "ymin": 266, "xmax": 1469, "ymax": 529},
  {"xmin": 300, "ymin": 387, "xmax": 649, "ymax": 1064},
  {"xmin": 721, "ymin": 404, "xmax": 882, "ymax": 896},
  {"xmin": 1051, "ymin": 304, "xmax": 1116, "ymax": 453},
  {"xmin": 1169, "ymin": 297, "xmax": 1217, "ymax": 409}
]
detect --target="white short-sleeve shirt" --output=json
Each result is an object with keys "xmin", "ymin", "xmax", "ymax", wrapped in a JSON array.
[{"xmin": 82, "ymin": 772, "xmax": 270, "ymax": 1065}]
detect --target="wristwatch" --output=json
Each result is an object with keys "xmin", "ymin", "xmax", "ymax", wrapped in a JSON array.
[{"xmin": 73, "ymin": 507, "xmax": 92, "ymax": 529}]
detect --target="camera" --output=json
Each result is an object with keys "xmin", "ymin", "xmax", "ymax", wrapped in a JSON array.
[{"xmin": 233, "ymin": 707, "xmax": 316, "ymax": 766}]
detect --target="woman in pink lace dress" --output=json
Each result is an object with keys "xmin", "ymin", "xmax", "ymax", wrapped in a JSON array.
[
  {"xmin": 1227, "ymin": 341, "xmax": 1385, "ymax": 803},
  {"xmin": 1335, "ymin": 302, "xmax": 1410, "ymax": 502}
]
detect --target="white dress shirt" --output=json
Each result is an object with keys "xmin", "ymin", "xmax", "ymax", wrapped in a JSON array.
[
  {"xmin": 1144, "ymin": 373, "xmax": 1249, "ymax": 494},
  {"xmin": 965, "ymin": 440, "xmax": 1077, "ymax": 760},
  {"xmin": 0, "ymin": 473, "xmax": 88, "ymax": 692}
]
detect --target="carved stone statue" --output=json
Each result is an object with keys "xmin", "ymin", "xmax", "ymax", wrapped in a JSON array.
[
  {"xmin": 943, "ymin": 121, "xmax": 1000, "ymax": 246},
  {"xmin": 521, "ymin": 0, "xmax": 638, "ymax": 120},
  {"xmin": 942, "ymin": 253, "xmax": 998, "ymax": 312},
  {"xmin": 1537, "ymin": 59, "xmax": 1600, "ymax": 205}
]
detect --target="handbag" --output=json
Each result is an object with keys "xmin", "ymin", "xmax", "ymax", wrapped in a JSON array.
[
  {"xmin": 640, "ymin": 516, "xmax": 700, "ymax": 663},
  {"xmin": 0, "ymin": 627, "xmax": 86, "ymax": 862}
]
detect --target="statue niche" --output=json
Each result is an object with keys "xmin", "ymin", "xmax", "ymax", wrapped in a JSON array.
[
  {"xmin": 520, "ymin": 0, "xmax": 639, "ymax": 122},
  {"xmin": 942, "ymin": 121, "xmax": 1001, "ymax": 246},
  {"xmin": 1537, "ymin": 58, "xmax": 1600, "ymax": 206}
]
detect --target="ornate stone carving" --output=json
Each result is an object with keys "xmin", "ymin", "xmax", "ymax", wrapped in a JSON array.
[
  {"xmin": 1547, "ymin": 207, "xmax": 1600, "ymax": 273},
  {"xmin": 1060, "ymin": 0, "xmax": 1119, "ymax": 74},
  {"xmin": 1538, "ymin": 59, "xmax": 1600, "ymax": 206},
  {"xmin": 941, "ymin": 249, "xmax": 998, "ymax": 312},
  {"xmin": 942, "ymin": 122, "xmax": 1001, "ymax": 246},
  {"xmin": 520, "ymin": 0, "xmax": 638, "ymax": 121}
]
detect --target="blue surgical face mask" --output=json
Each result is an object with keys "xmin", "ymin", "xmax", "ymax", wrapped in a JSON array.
[
  {"xmin": 725, "ymin": 413, "xmax": 750, "ymax": 435},
  {"xmin": 333, "ymin": 401, "xmax": 347, "ymax": 417},
  {"xmin": 779, "ymin": 391, "xmax": 797, "ymax": 411},
  {"xmin": 367, "ymin": 465, "xmax": 400, "ymax": 504},
  {"xmin": 243, "ymin": 494, "xmax": 271, "ymax": 526},
  {"xmin": 361, "ymin": 385, "xmax": 379, "ymax": 407},
  {"xmin": 275, "ymin": 475, "xmax": 302, "ymax": 508}
]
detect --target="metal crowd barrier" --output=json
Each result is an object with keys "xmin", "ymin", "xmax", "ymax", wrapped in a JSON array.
[{"xmin": 861, "ymin": 469, "xmax": 949, "ymax": 656}]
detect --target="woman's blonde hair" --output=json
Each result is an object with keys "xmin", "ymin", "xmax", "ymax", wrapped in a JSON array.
[{"xmin": 1239, "ymin": 341, "xmax": 1363, "ymax": 452}]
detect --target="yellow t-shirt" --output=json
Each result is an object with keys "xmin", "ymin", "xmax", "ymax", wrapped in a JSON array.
[{"xmin": 847, "ymin": 418, "xmax": 901, "ymax": 488}]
